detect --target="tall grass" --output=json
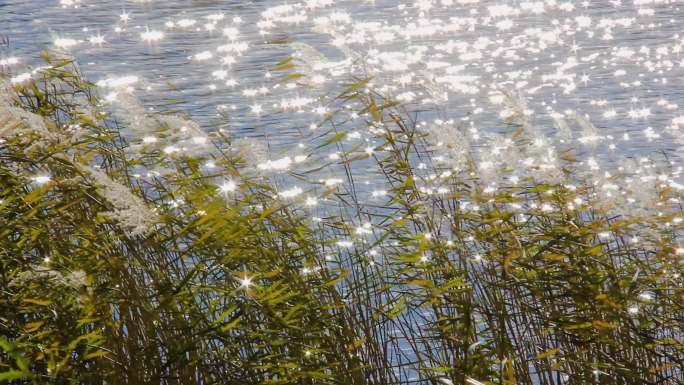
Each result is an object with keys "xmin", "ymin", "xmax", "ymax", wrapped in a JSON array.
[{"xmin": 1, "ymin": 53, "xmax": 683, "ymax": 385}]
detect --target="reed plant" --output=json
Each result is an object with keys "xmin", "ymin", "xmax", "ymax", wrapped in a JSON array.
[{"xmin": 0, "ymin": 53, "xmax": 682, "ymax": 385}]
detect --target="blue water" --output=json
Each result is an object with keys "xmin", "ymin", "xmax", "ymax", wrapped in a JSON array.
[{"xmin": 2, "ymin": 0, "xmax": 684, "ymax": 166}]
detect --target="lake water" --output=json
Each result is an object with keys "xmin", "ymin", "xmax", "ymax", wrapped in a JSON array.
[
  {"xmin": 2, "ymin": 0, "xmax": 684, "ymax": 174},
  {"xmin": 3, "ymin": 2, "xmax": 683, "ymax": 382}
]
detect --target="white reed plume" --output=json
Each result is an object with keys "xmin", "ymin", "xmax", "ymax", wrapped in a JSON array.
[{"xmin": 78, "ymin": 164, "xmax": 158, "ymax": 236}]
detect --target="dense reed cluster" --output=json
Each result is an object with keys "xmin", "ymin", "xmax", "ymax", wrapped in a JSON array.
[{"xmin": 1, "ymin": 53, "xmax": 683, "ymax": 385}]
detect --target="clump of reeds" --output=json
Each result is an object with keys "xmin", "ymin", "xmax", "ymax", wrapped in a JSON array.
[{"xmin": 0, "ymin": 53, "xmax": 682, "ymax": 385}]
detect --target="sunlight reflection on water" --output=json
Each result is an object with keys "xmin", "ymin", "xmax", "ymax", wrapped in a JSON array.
[{"xmin": 2, "ymin": 0, "xmax": 684, "ymax": 167}]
